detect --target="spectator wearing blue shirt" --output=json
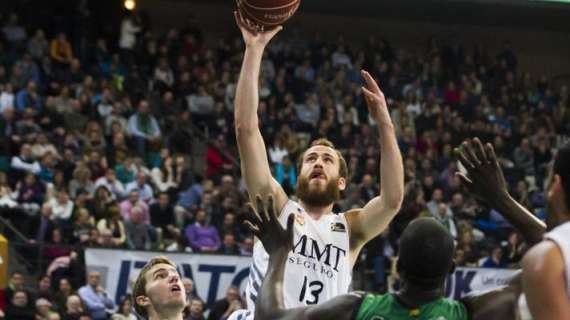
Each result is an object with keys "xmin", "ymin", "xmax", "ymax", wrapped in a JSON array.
[
  {"xmin": 481, "ymin": 246, "xmax": 507, "ymax": 269},
  {"xmin": 16, "ymin": 81, "xmax": 42, "ymax": 113},
  {"xmin": 126, "ymin": 172, "xmax": 154, "ymax": 204},
  {"xmin": 78, "ymin": 271, "xmax": 115, "ymax": 320}
]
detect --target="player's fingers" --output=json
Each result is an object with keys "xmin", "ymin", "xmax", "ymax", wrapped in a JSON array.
[
  {"xmin": 463, "ymin": 140, "xmax": 482, "ymax": 167},
  {"xmin": 286, "ymin": 214, "xmax": 295, "ymax": 239},
  {"xmin": 243, "ymin": 220, "xmax": 261, "ymax": 237},
  {"xmin": 454, "ymin": 147, "xmax": 474, "ymax": 169},
  {"xmin": 473, "ymin": 137, "xmax": 488, "ymax": 164},
  {"xmin": 455, "ymin": 171, "xmax": 473, "ymax": 187},
  {"xmin": 267, "ymin": 194, "xmax": 277, "ymax": 223},
  {"xmin": 485, "ymin": 142, "xmax": 499, "ymax": 166},
  {"xmin": 361, "ymin": 70, "xmax": 382, "ymax": 94},
  {"xmin": 361, "ymin": 87, "xmax": 376, "ymax": 104},
  {"xmin": 256, "ymin": 194, "xmax": 270, "ymax": 222},
  {"xmin": 267, "ymin": 25, "xmax": 283, "ymax": 37},
  {"xmin": 234, "ymin": 11, "xmax": 246, "ymax": 29},
  {"xmin": 246, "ymin": 202, "xmax": 262, "ymax": 225}
]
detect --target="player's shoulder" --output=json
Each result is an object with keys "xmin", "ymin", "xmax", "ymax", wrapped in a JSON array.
[{"xmin": 523, "ymin": 240, "xmax": 564, "ymax": 274}]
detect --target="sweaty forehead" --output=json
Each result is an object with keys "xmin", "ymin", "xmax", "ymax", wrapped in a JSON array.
[
  {"xmin": 146, "ymin": 263, "xmax": 178, "ymax": 279},
  {"xmin": 304, "ymin": 145, "xmax": 338, "ymax": 159}
]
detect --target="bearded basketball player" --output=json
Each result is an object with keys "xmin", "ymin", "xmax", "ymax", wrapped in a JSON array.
[{"xmin": 230, "ymin": 11, "xmax": 404, "ymax": 320}]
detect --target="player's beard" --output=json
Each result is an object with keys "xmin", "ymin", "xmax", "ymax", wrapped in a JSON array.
[{"xmin": 296, "ymin": 175, "xmax": 340, "ymax": 207}]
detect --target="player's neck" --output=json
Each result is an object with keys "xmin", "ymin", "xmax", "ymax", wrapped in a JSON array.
[
  {"xmin": 148, "ymin": 307, "xmax": 184, "ymax": 320},
  {"xmin": 396, "ymin": 283, "xmax": 444, "ymax": 308},
  {"xmin": 300, "ymin": 201, "xmax": 334, "ymax": 219}
]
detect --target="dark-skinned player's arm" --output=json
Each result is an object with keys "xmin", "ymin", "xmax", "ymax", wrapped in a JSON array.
[
  {"xmin": 522, "ymin": 241, "xmax": 570, "ymax": 320},
  {"xmin": 234, "ymin": 12, "xmax": 288, "ymax": 214},
  {"xmin": 245, "ymin": 195, "xmax": 365, "ymax": 320},
  {"xmin": 346, "ymin": 71, "xmax": 404, "ymax": 266},
  {"xmin": 460, "ymin": 271, "xmax": 522, "ymax": 320},
  {"xmin": 454, "ymin": 138, "xmax": 546, "ymax": 245}
]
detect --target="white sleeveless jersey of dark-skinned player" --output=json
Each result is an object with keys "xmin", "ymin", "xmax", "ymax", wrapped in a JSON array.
[
  {"xmin": 543, "ymin": 221, "xmax": 570, "ymax": 297},
  {"xmin": 229, "ymin": 200, "xmax": 352, "ymax": 320}
]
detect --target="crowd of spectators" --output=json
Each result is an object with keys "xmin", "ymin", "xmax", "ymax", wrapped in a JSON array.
[{"xmin": 0, "ymin": 4, "xmax": 568, "ymax": 319}]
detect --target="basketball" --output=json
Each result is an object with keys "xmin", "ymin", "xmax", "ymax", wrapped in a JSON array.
[{"xmin": 237, "ymin": 0, "xmax": 300, "ymax": 31}]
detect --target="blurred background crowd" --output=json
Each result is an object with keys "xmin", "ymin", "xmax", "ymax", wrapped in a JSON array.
[{"xmin": 0, "ymin": 0, "xmax": 568, "ymax": 319}]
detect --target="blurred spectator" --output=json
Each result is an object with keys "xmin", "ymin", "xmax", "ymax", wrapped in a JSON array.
[
  {"xmin": 95, "ymin": 169, "xmax": 125, "ymax": 200},
  {"xmin": 125, "ymin": 171, "xmax": 154, "ymax": 203},
  {"xmin": 48, "ymin": 190, "xmax": 74, "ymax": 224},
  {"xmin": 6, "ymin": 271, "xmax": 27, "ymax": 304},
  {"xmin": 217, "ymin": 233, "xmax": 240, "ymax": 255},
  {"xmin": 50, "ymin": 33, "xmax": 74, "ymax": 68},
  {"xmin": 96, "ymin": 205, "xmax": 126, "ymax": 247},
  {"xmin": 0, "ymin": 83, "xmax": 15, "ymax": 113},
  {"xmin": 119, "ymin": 13, "xmax": 141, "ymax": 61},
  {"xmin": 3, "ymin": 13, "xmax": 27, "ymax": 48},
  {"xmin": 150, "ymin": 192, "xmax": 180, "ymax": 243},
  {"xmin": 503, "ymin": 231, "xmax": 525, "ymax": 267},
  {"xmin": 28, "ymin": 29, "xmax": 49, "ymax": 60},
  {"xmin": 69, "ymin": 166, "xmax": 95, "ymax": 199},
  {"xmin": 35, "ymin": 298, "xmax": 54, "ymax": 320},
  {"xmin": 78, "ymin": 271, "xmax": 115, "ymax": 320},
  {"xmin": 124, "ymin": 205, "xmax": 153, "ymax": 250},
  {"xmin": 481, "ymin": 245, "xmax": 507, "ymax": 268},
  {"xmin": 127, "ymin": 100, "xmax": 161, "ymax": 155},
  {"xmin": 119, "ymin": 190, "xmax": 150, "ymax": 223},
  {"xmin": 187, "ymin": 86, "xmax": 215, "ymax": 127},
  {"xmin": 11, "ymin": 143, "xmax": 41, "ymax": 178},
  {"xmin": 182, "ymin": 278, "xmax": 200, "ymax": 303},
  {"xmin": 16, "ymin": 173, "xmax": 45, "ymax": 216},
  {"xmin": 185, "ymin": 298, "xmax": 205, "ymax": 320},
  {"xmin": 433, "ymin": 202, "xmax": 457, "ymax": 239},
  {"xmin": 185, "ymin": 209, "xmax": 221, "ymax": 252},
  {"xmin": 206, "ymin": 286, "xmax": 243, "ymax": 320},
  {"xmin": 55, "ymin": 278, "xmax": 75, "ymax": 312},
  {"xmin": 35, "ymin": 275, "xmax": 55, "ymax": 302},
  {"xmin": 239, "ymin": 236, "xmax": 254, "ymax": 256},
  {"xmin": 62, "ymin": 294, "xmax": 83, "ymax": 320},
  {"xmin": 111, "ymin": 297, "xmax": 136, "ymax": 320},
  {"xmin": 6, "ymin": 290, "xmax": 35, "ymax": 320}
]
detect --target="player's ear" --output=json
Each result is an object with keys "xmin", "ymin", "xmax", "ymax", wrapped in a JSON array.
[
  {"xmin": 136, "ymin": 295, "xmax": 150, "ymax": 308},
  {"xmin": 338, "ymin": 176, "xmax": 346, "ymax": 191}
]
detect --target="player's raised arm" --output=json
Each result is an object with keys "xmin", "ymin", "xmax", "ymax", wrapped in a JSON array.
[
  {"xmin": 454, "ymin": 137, "xmax": 546, "ymax": 245},
  {"xmin": 234, "ymin": 12, "xmax": 287, "ymax": 211},
  {"xmin": 244, "ymin": 195, "xmax": 363, "ymax": 320},
  {"xmin": 346, "ymin": 70, "xmax": 404, "ymax": 252}
]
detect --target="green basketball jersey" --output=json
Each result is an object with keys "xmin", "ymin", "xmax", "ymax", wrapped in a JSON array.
[{"xmin": 355, "ymin": 293, "xmax": 468, "ymax": 320}]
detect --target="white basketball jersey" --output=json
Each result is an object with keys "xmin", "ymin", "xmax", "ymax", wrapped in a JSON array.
[
  {"xmin": 544, "ymin": 221, "xmax": 570, "ymax": 298},
  {"xmin": 244, "ymin": 200, "xmax": 352, "ymax": 314}
]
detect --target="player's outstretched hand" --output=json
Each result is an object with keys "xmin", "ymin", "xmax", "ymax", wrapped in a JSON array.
[
  {"xmin": 361, "ymin": 70, "xmax": 391, "ymax": 125},
  {"xmin": 454, "ymin": 137, "xmax": 510, "ymax": 207},
  {"xmin": 234, "ymin": 11, "xmax": 282, "ymax": 50},
  {"xmin": 244, "ymin": 194, "xmax": 294, "ymax": 256}
]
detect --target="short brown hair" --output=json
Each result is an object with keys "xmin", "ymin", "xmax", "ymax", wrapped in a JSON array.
[
  {"xmin": 132, "ymin": 256, "xmax": 177, "ymax": 319},
  {"xmin": 297, "ymin": 138, "xmax": 348, "ymax": 179}
]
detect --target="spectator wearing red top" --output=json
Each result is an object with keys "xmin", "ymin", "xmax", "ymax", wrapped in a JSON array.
[{"xmin": 205, "ymin": 136, "xmax": 234, "ymax": 182}]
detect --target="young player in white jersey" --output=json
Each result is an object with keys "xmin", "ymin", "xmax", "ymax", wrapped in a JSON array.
[{"xmin": 230, "ymin": 10, "xmax": 404, "ymax": 320}]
